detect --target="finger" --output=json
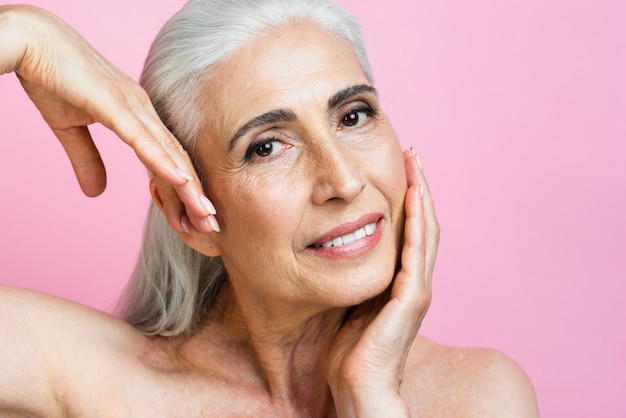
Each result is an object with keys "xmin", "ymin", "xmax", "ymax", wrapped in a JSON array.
[
  {"xmin": 11, "ymin": 6, "xmax": 218, "ymax": 231},
  {"xmin": 393, "ymin": 155, "xmax": 427, "ymax": 304},
  {"xmin": 103, "ymin": 95, "xmax": 194, "ymax": 185},
  {"xmin": 140, "ymin": 126, "xmax": 218, "ymax": 233},
  {"xmin": 153, "ymin": 177, "xmax": 219, "ymax": 234},
  {"xmin": 405, "ymin": 150, "xmax": 439, "ymax": 290},
  {"xmin": 152, "ymin": 177, "xmax": 186, "ymax": 232},
  {"xmin": 97, "ymin": 84, "xmax": 219, "ymax": 233},
  {"xmin": 53, "ymin": 125, "xmax": 107, "ymax": 197},
  {"xmin": 402, "ymin": 148, "xmax": 421, "ymax": 187}
]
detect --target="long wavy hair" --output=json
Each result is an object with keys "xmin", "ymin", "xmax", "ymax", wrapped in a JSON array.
[{"xmin": 119, "ymin": 0, "xmax": 373, "ymax": 336}]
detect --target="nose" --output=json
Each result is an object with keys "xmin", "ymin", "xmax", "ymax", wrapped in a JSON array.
[{"xmin": 310, "ymin": 138, "xmax": 367, "ymax": 205}]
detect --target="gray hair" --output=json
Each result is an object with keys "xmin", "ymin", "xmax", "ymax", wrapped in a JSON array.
[{"xmin": 119, "ymin": 0, "xmax": 373, "ymax": 336}]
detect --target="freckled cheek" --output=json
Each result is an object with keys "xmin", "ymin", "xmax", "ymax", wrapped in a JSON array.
[
  {"xmin": 362, "ymin": 137, "xmax": 406, "ymax": 197},
  {"xmin": 212, "ymin": 178, "xmax": 303, "ymax": 248}
]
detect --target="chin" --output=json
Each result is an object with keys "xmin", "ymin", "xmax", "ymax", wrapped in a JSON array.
[{"xmin": 325, "ymin": 260, "xmax": 397, "ymax": 308}]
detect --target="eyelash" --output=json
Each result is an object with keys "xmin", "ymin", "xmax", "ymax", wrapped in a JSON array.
[
  {"xmin": 243, "ymin": 103, "xmax": 379, "ymax": 162},
  {"xmin": 243, "ymin": 137, "xmax": 283, "ymax": 162},
  {"xmin": 341, "ymin": 104, "xmax": 379, "ymax": 128}
]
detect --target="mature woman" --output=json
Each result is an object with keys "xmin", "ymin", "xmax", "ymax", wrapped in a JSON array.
[{"xmin": 0, "ymin": 0, "xmax": 538, "ymax": 416}]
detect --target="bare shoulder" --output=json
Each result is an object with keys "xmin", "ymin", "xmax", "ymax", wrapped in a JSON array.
[
  {"xmin": 401, "ymin": 335, "xmax": 540, "ymax": 417},
  {"xmin": 0, "ymin": 284, "xmax": 145, "ymax": 416},
  {"xmin": 0, "ymin": 284, "xmax": 143, "ymax": 346}
]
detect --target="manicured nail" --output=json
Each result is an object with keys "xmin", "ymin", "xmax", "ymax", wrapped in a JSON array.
[
  {"xmin": 207, "ymin": 215, "xmax": 220, "ymax": 232},
  {"xmin": 200, "ymin": 195, "xmax": 217, "ymax": 215},
  {"xmin": 176, "ymin": 167, "xmax": 193, "ymax": 182},
  {"xmin": 180, "ymin": 214, "xmax": 191, "ymax": 234}
]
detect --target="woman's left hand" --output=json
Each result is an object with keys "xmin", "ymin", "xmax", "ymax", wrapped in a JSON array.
[{"xmin": 325, "ymin": 149, "xmax": 439, "ymax": 417}]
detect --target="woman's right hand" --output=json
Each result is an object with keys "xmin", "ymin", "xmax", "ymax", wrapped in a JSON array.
[{"xmin": 0, "ymin": 5, "xmax": 218, "ymax": 233}]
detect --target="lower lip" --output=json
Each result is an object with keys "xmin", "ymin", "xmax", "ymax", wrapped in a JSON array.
[{"xmin": 306, "ymin": 218, "xmax": 384, "ymax": 259}]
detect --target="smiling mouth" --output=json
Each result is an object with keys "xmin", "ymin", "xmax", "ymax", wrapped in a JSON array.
[{"xmin": 311, "ymin": 221, "xmax": 378, "ymax": 249}]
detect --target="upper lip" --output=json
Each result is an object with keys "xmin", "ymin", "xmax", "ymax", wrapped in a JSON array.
[{"xmin": 309, "ymin": 212, "xmax": 383, "ymax": 247}]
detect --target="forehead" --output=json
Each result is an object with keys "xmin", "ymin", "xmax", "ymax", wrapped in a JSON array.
[{"xmin": 200, "ymin": 21, "xmax": 370, "ymax": 139}]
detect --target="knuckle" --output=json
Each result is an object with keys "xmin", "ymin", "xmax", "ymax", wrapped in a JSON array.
[
  {"xmin": 126, "ymin": 125, "xmax": 153, "ymax": 148},
  {"xmin": 416, "ymin": 290, "xmax": 432, "ymax": 312},
  {"xmin": 162, "ymin": 134, "xmax": 187, "ymax": 155},
  {"xmin": 128, "ymin": 81, "xmax": 150, "ymax": 100}
]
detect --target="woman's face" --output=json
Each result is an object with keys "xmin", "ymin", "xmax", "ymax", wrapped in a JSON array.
[{"xmin": 193, "ymin": 22, "xmax": 406, "ymax": 313}]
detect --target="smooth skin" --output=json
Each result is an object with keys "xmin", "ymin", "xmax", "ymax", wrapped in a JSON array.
[{"xmin": 0, "ymin": 5, "xmax": 539, "ymax": 417}]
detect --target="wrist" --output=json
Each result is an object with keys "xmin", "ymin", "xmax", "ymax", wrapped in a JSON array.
[
  {"xmin": 0, "ymin": 5, "xmax": 29, "ymax": 75},
  {"xmin": 332, "ymin": 384, "xmax": 411, "ymax": 418}
]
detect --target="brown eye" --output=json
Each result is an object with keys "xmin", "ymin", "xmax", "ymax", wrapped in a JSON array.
[
  {"xmin": 342, "ymin": 107, "xmax": 374, "ymax": 128},
  {"xmin": 255, "ymin": 142, "xmax": 275, "ymax": 157},
  {"xmin": 245, "ymin": 139, "xmax": 291, "ymax": 162},
  {"xmin": 342, "ymin": 111, "xmax": 362, "ymax": 127}
]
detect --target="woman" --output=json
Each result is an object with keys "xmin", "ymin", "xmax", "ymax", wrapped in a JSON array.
[{"xmin": 0, "ymin": 1, "xmax": 538, "ymax": 416}]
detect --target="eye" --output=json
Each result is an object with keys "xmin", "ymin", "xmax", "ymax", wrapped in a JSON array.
[
  {"xmin": 255, "ymin": 141, "xmax": 278, "ymax": 157},
  {"xmin": 342, "ymin": 110, "xmax": 366, "ymax": 127},
  {"xmin": 244, "ymin": 138, "xmax": 285, "ymax": 161},
  {"xmin": 341, "ymin": 105, "xmax": 378, "ymax": 128}
]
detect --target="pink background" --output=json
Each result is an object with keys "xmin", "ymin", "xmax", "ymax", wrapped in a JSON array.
[{"xmin": 1, "ymin": 0, "xmax": 624, "ymax": 416}]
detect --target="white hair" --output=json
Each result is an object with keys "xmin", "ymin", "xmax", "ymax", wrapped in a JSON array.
[{"xmin": 119, "ymin": 0, "xmax": 373, "ymax": 336}]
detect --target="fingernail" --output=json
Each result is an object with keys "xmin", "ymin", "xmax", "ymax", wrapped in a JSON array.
[
  {"xmin": 200, "ymin": 195, "xmax": 217, "ymax": 215},
  {"xmin": 410, "ymin": 147, "xmax": 416, "ymax": 157},
  {"xmin": 180, "ymin": 214, "xmax": 191, "ymax": 234},
  {"xmin": 207, "ymin": 215, "xmax": 220, "ymax": 232},
  {"xmin": 420, "ymin": 183, "xmax": 425, "ymax": 198},
  {"xmin": 176, "ymin": 167, "xmax": 193, "ymax": 182}
]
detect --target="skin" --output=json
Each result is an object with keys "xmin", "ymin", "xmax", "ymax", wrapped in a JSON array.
[
  {"xmin": 175, "ymin": 22, "xmax": 416, "ymax": 414},
  {"xmin": 0, "ymin": 5, "xmax": 539, "ymax": 417},
  {"xmin": 0, "ymin": 4, "xmax": 218, "ymax": 233}
]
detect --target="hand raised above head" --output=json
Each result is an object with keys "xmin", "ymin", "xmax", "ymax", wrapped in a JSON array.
[
  {"xmin": 325, "ymin": 148, "xmax": 440, "ymax": 417},
  {"xmin": 0, "ymin": 4, "xmax": 219, "ymax": 233}
]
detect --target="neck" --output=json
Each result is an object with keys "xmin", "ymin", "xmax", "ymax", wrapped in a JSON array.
[{"xmin": 183, "ymin": 283, "xmax": 346, "ymax": 414}]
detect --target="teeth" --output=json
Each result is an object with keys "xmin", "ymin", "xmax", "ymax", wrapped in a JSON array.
[{"xmin": 315, "ymin": 221, "xmax": 377, "ymax": 248}]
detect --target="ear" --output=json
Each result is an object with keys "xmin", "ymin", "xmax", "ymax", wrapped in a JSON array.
[{"xmin": 150, "ymin": 178, "xmax": 223, "ymax": 257}]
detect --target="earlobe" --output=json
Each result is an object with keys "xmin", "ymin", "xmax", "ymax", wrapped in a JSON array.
[
  {"xmin": 184, "ymin": 229, "xmax": 223, "ymax": 258},
  {"xmin": 149, "ymin": 178, "xmax": 223, "ymax": 257}
]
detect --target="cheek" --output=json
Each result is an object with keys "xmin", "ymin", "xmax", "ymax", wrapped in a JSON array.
[
  {"xmin": 364, "ymin": 134, "xmax": 407, "ymax": 245},
  {"xmin": 363, "ymin": 133, "xmax": 406, "ymax": 200},
  {"xmin": 214, "ymin": 180, "xmax": 308, "ymax": 296},
  {"xmin": 211, "ymin": 171, "xmax": 303, "ymax": 257}
]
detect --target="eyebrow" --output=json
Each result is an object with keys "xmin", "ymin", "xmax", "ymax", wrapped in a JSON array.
[
  {"xmin": 229, "ymin": 108, "xmax": 297, "ymax": 151},
  {"xmin": 228, "ymin": 84, "xmax": 378, "ymax": 151},
  {"xmin": 328, "ymin": 84, "xmax": 378, "ymax": 109}
]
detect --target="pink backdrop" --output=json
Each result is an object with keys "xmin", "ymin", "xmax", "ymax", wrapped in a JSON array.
[{"xmin": 1, "ymin": 1, "xmax": 624, "ymax": 416}]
